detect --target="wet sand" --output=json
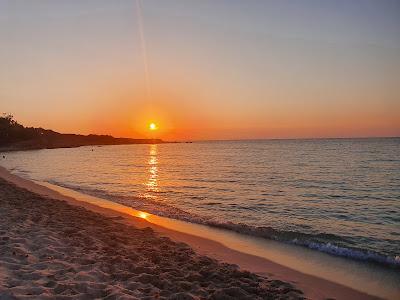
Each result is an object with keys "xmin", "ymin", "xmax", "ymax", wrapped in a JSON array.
[{"xmin": 0, "ymin": 166, "xmax": 382, "ymax": 300}]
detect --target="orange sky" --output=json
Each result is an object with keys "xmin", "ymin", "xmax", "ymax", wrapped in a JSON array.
[{"xmin": 1, "ymin": 1, "xmax": 399, "ymax": 140}]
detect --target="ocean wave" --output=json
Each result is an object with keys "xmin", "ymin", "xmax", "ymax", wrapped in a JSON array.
[
  {"xmin": 204, "ymin": 223, "xmax": 400, "ymax": 268},
  {"xmin": 291, "ymin": 240, "xmax": 400, "ymax": 267},
  {"xmin": 47, "ymin": 180, "xmax": 400, "ymax": 269}
]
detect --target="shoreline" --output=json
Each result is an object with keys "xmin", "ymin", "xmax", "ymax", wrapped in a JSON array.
[
  {"xmin": 0, "ymin": 166, "xmax": 387, "ymax": 300},
  {"xmin": 0, "ymin": 173, "xmax": 304, "ymax": 299}
]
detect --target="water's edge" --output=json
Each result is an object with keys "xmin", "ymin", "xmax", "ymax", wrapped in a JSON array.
[
  {"xmin": 48, "ymin": 179, "xmax": 400, "ymax": 269},
  {"xmin": 37, "ymin": 180, "xmax": 400, "ymax": 300}
]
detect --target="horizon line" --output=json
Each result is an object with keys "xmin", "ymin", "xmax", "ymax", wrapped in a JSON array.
[{"xmin": 163, "ymin": 136, "xmax": 400, "ymax": 143}]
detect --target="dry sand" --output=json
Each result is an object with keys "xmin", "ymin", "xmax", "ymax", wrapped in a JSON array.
[{"xmin": 0, "ymin": 178, "xmax": 304, "ymax": 299}]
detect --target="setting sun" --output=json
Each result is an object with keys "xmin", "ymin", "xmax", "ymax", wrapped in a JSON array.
[
  {"xmin": 149, "ymin": 123, "xmax": 158, "ymax": 131},
  {"xmin": 1, "ymin": 2, "xmax": 399, "ymax": 299}
]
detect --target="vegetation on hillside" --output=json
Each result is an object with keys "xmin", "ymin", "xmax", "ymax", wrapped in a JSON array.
[
  {"xmin": 0, "ymin": 114, "xmax": 162, "ymax": 150},
  {"xmin": 0, "ymin": 114, "xmax": 58, "ymax": 146}
]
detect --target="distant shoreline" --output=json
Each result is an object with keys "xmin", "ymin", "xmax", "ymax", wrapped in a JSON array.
[{"xmin": 0, "ymin": 114, "xmax": 174, "ymax": 152}]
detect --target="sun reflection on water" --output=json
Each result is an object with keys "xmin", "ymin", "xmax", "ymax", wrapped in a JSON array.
[
  {"xmin": 138, "ymin": 211, "xmax": 149, "ymax": 219},
  {"xmin": 145, "ymin": 144, "xmax": 159, "ymax": 197}
]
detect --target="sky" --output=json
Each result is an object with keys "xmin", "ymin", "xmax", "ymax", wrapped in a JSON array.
[{"xmin": 1, "ymin": 0, "xmax": 399, "ymax": 140}]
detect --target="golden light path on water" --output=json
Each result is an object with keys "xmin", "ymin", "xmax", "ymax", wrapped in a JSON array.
[{"xmin": 145, "ymin": 144, "xmax": 159, "ymax": 197}]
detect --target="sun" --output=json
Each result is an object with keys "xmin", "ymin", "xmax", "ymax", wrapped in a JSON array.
[{"xmin": 149, "ymin": 123, "xmax": 158, "ymax": 131}]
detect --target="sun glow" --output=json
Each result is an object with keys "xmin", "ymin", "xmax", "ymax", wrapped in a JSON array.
[{"xmin": 149, "ymin": 123, "xmax": 158, "ymax": 131}]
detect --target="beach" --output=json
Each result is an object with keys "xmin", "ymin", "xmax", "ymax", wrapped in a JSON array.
[
  {"xmin": 0, "ymin": 166, "xmax": 386, "ymax": 300},
  {"xmin": 2, "ymin": 1, "xmax": 398, "ymax": 298},
  {"xmin": 0, "ymin": 176, "xmax": 305, "ymax": 299}
]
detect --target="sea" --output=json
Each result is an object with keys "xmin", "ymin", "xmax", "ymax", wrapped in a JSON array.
[{"xmin": 1, "ymin": 138, "xmax": 399, "ymax": 268}]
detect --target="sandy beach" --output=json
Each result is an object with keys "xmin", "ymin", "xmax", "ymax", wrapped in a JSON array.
[
  {"xmin": 0, "ymin": 176, "xmax": 308, "ymax": 299},
  {"xmin": 0, "ymin": 166, "xmax": 386, "ymax": 300},
  {"xmin": 2, "ymin": 0, "xmax": 399, "ymax": 298}
]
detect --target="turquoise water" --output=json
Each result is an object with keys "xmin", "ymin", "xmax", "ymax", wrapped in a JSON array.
[{"xmin": 1, "ymin": 138, "xmax": 399, "ymax": 267}]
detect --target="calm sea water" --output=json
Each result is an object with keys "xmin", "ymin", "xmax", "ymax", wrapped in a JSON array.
[{"xmin": 1, "ymin": 138, "xmax": 399, "ymax": 267}]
